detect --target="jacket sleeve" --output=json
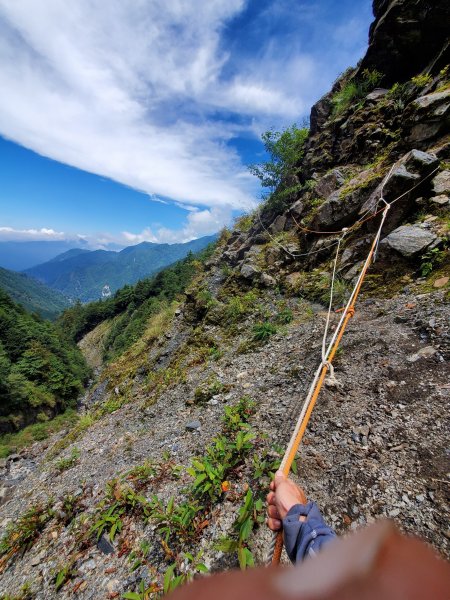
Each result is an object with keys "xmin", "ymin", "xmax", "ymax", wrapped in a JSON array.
[{"xmin": 282, "ymin": 501, "xmax": 336, "ymax": 563}]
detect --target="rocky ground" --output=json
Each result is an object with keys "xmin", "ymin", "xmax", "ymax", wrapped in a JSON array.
[{"xmin": 0, "ymin": 283, "xmax": 449, "ymax": 598}]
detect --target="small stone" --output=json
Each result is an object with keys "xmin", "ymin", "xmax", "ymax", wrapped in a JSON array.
[
  {"xmin": 366, "ymin": 88, "xmax": 389, "ymax": 101},
  {"xmin": 31, "ymin": 554, "xmax": 43, "ymax": 566},
  {"xmin": 261, "ymin": 273, "xmax": 276, "ymax": 287},
  {"xmin": 240, "ymin": 263, "xmax": 260, "ymax": 280},
  {"xmin": 407, "ymin": 346, "xmax": 436, "ymax": 362},
  {"xmin": 186, "ymin": 420, "xmax": 201, "ymax": 431},
  {"xmin": 434, "ymin": 276, "xmax": 449, "ymax": 288},
  {"xmin": 416, "ymin": 494, "xmax": 425, "ymax": 503},
  {"xmin": 432, "ymin": 170, "xmax": 450, "ymax": 195},
  {"xmin": 417, "ymin": 346, "xmax": 437, "ymax": 358},
  {"xmin": 106, "ymin": 579, "xmax": 120, "ymax": 594},
  {"xmin": 388, "ymin": 508, "xmax": 400, "ymax": 518},
  {"xmin": 430, "ymin": 194, "xmax": 449, "ymax": 206},
  {"xmin": 97, "ymin": 534, "xmax": 115, "ymax": 555}
]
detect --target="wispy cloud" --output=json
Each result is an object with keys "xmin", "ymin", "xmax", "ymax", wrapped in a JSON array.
[
  {"xmin": 0, "ymin": 226, "xmax": 67, "ymax": 241},
  {"xmin": 0, "ymin": 0, "xmax": 372, "ymax": 242},
  {"xmin": 122, "ymin": 206, "xmax": 231, "ymax": 244}
]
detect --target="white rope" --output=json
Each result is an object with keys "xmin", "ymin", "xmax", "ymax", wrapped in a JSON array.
[
  {"xmin": 321, "ymin": 229, "xmax": 347, "ymax": 364},
  {"xmin": 265, "ymin": 198, "xmax": 393, "ymax": 565}
]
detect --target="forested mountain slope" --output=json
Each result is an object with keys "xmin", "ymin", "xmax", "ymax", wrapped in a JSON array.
[
  {"xmin": 0, "ymin": 267, "xmax": 70, "ymax": 320},
  {"xmin": 25, "ymin": 235, "xmax": 217, "ymax": 302},
  {"xmin": 0, "ymin": 1, "xmax": 449, "ymax": 598},
  {"xmin": 0, "ymin": 290, "xmax": 89, "ymax": 434}
]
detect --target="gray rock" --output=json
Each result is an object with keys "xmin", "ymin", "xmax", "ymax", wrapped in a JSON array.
[
  {"xmin": 290, "ymin": 200, "xmax": 304, "ymax": 218},
  {"xmin": 97, "ymin": 534, "xmax": 115, "ymax": 555},
  {"xmin": 413, "ymin": 90, "xmax": 450, "ymax": 111},
  {"xmin": 261, "ymin": 273, "xmax": 276, "ymax": 287},
  {"xmin": 366, "ymin": 88, "xmax": 389, "ymax": 101},
  {"xmin": 270, "ymin": 215, "xmax": 287, "ymax": 233},
  {"xmin": 186, "ymin": 420, "xmax": 201, "ymax": 431},
  {"xmin": 407, "ymin": 346, "xmax": 437, "ymax": 363},
  {"xmin": 7, "ymin": 454, "xmax": 20, "ymax": 462},
  {"xmin": 380, "ymin": 225, "xmax": 437, "ymax": 257},
  {"xmin": 430, "ymin": 195, "xmax": 449, "ymax": 206},
  {"xmin": 343, "ymin": 261, "xmax": 365, "ymax": 281},
  {"xmin": 408, "ymin": 123, "xmax": 442, "ymax": 143},
  {"xmin": 432, "ymin": 170, "xmax": 450, "ymax": 195},
  {"xmin": 360, "ymin": 150, "xmax": 439, "ymax": 219},
  {"xmin": 315, "ymin": 169, "xmax": 345, "ymax": 199},
  {"xmin": 0, "ymin": 486, "xmax": 12, "ymax": 506},
  {"xmin": 240, "ymin": 263, "xmax": 260, "ymax": 280},
  {"xmin": 0, "ymin": 458, "xmax": 7, "ymax": 469}
]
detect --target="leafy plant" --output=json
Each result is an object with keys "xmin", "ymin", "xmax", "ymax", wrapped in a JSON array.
[
  {"xmin": 54, "ymin": 560, "xmax": 77, "ymax": 592},
  {"xmin": 332, "ymin": 69, "xmax": 383, "ymax": 116},
  {"xmin": 223, "ymin": 396, "xmax": 256, "ymax": 433},
  {"xmin": 122, "ymin": 579, "xmax": 159, "ymax": 600},
  {"xmin": 252, "ymin": 321, "xmax": 277, "ymax": 341},
  {"xmin": 194, "ymin": 377, "xmax": 225, "ymax": 404},
  {"xmin": 248, "ymin": 125, "xmax": 309, "ymax": 193},
  {"xmin": 215, "ymin": 489, "xmax": 264, "ymax": 570},
  {"xmin": 420, "ymin": 247, "xmax": 446, "ymax": 277},
  {"xmin": 163, "ymin": 552, "xmax": 208, "ymax": 595},
  {"xmin": 90, "ymin": 502, "xmax": 124, "ymax": 542},
  {"xmin": 411, "ymin": 73, "xmax": 432, "ymax": 88},
  {"xmin": 0, "ymin": 502, "xmax": 54, "ymax": 565},
  {"xmin": 148, "ymin": 495, "xmax": 201, "ymax": 544},
  {"xmin": 188, "ymin": 402, "xmax": 255, "ymax": 503},
  {"xmin": 54, "ymin": 446, "xmax": 80, "ymax": 472},
  {"xmin": 276, "ymin": 307, "xmax": 293, "ymax": 324}
]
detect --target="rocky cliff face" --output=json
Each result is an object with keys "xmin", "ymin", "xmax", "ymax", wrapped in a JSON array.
[{"xmin": 1, "ymin": 2, "xmax": 449, "ymax": 599}]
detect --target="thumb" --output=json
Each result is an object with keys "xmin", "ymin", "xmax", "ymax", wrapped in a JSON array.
[{"xmin": 274, "ymin": 469, "xmax": 286, "ymax": 488}]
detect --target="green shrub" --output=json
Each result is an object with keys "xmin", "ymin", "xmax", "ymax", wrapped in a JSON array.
[
  {"xmin": 411, "ymin": 73, "xmax": 432, "ymax": 88},
  {"xmin": 332, "ymin": 69, "xmax": 383, "ymax": 116},
  {"xmin": 54, "ymin": 446, "xmax": 80, "ymax": 472},
  {"xmin": 252, "ymin": 322, "xmax": 277, "ymax": 341}
]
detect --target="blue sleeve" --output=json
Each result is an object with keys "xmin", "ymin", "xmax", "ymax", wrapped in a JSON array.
[{"xmin": 282, "ymin": 502, "xmax": 336, "ymax": 563}]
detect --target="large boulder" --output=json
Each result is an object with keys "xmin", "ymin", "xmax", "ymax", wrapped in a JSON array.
[
  {"xmin": 380, "ymin": 225, "xmax": 438, "ymax": 257},
  {"xmin": 432, "ymin": 170, "xmax": 450, "ymax": 195},
  {"xmin": 314, "ymin": 169, "xmax": 345, "ymax": 199},
  {"xmin": 360, "ymin": 149, "xmax": 439, "ymax": 232},
  {"xmin": 357, "ymin": 0, "xmax": 450, "ymax": 86}
]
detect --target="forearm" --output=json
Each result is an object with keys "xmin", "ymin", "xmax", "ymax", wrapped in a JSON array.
[{"xmin": 282, "ymin": 501, "xmax": 336, "ymax": 563}]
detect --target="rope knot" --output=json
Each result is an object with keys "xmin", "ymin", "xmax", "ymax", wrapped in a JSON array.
[{"xmin": 347, "ymin": 307, "xmax": 356, "ymax": 318}]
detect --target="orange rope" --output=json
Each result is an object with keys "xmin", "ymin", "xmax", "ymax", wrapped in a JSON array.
[{"xmin": 270, "ymin": 228, "xmax": 379, "ymax": 565}]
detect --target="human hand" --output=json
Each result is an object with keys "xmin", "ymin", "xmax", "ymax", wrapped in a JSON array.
[{"xmin": 266, "ymin": 469, "xmax": 307, "ymax": 531}]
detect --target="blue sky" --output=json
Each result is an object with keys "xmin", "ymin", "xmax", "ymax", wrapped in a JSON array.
[{"xmin": 0, "ymin": 0, "xmax": 373, "ymax": 247}]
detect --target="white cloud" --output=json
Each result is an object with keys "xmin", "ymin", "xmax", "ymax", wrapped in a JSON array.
[
  {"xmin": 122, "ymin": 206, "xmax": 231, "ymax": 244},
  {"xmin": 0, "ymin": 0, "xmax": 371, "ymax": 239},
  {"xmin": 0, "ymin": 226, "xmax": 66, "ymax": 241}
]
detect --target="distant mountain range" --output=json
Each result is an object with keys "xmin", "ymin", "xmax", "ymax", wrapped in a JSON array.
[
  {"xmin": 0, "ymin": 240, "xmax": 95, "ymax": 270},
  {"xmin": 0, "ymin": 266, "xmax": 71, "ymax": 320},
  {"xmin": 24, "ymin": 235, "xmax": 217, "ymax": 302}
]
